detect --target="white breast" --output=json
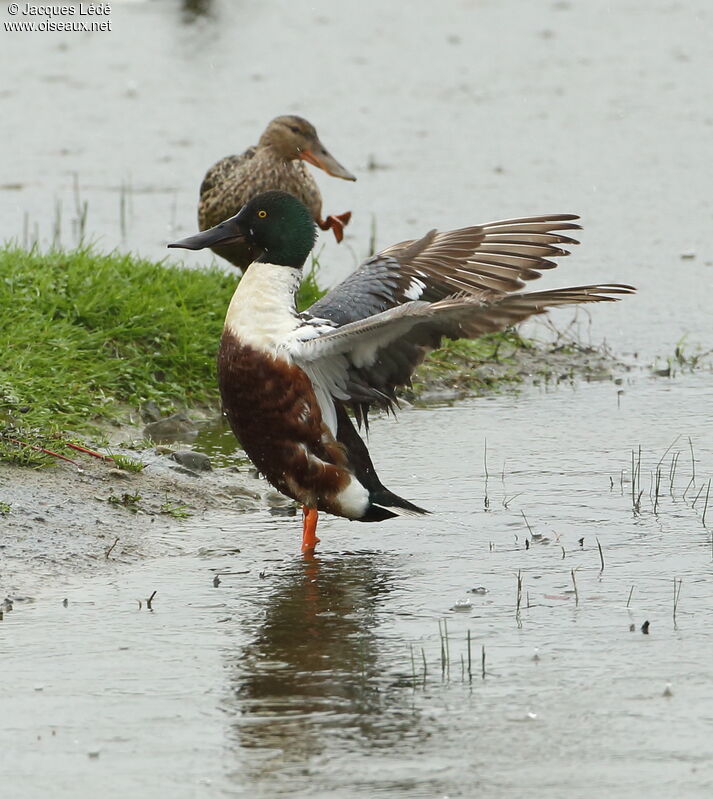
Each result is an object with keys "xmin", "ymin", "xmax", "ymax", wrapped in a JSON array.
[{"xmin": 224, "ymin": 262, "xmax": 302, "ymax": 354}]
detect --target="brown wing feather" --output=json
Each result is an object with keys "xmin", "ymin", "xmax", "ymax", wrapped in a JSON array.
[
  {"xmin": 382, "ymin": 215, "xmax": 582, "ymax": 295},
  {"xmin": 309, "ymin": 215, "xmax": 583, "ymax": 325}
]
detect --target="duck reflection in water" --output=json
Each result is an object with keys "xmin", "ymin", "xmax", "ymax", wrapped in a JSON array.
[{"xmin": 225, "ymin": 553, "xmax": 419, "ymax": 767}]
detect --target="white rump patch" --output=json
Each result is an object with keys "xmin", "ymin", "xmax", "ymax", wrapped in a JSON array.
[{"xmin": 335, "ymin": 477, "xmax": 370, "ymax": 519}]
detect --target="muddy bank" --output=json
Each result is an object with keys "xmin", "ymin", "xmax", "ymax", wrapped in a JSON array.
[{"xmin": 0, "ymin": 441, "xmax": 293, "ymax": 598}]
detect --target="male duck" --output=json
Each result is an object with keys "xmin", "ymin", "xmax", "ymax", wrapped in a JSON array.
[
  {"xmin": 197, "ymin": 115, "xmax": 355, "ymax": 270},
  {"xmin": 170, "ymin": 191, "xmax": 634, "ymax": 553}
]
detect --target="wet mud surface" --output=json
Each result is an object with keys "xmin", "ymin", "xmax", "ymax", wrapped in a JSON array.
[{"xmin": 0, "ymin": 436, "xmax": 275, "ymax": 596}]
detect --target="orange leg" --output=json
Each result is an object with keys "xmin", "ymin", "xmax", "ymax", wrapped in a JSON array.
[
  {"xmin": 317, "ymin": 211, "xmax": 352, "ymax": 243},
  {"xmin": 301, "ymin": 505, "xmax": 320, "ymax": 554}
]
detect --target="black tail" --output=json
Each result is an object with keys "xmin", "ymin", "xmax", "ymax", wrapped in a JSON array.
[{"xmin": 335, "ymin": 405, "xmax": 430, "ymax": 523}]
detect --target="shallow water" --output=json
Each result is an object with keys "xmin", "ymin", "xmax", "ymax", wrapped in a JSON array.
[
  {"xmin": 3, "ymin": 374, "xmax": 713, "ymax": 798},
  {"xmin": 2, "ymin": 0, "xmax": 713, "ymax": 796}
]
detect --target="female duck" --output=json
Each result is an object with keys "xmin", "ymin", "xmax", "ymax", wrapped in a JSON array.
[{"xmin": 197, "ymin": 115, "xmax": 355, "ymax": 269}]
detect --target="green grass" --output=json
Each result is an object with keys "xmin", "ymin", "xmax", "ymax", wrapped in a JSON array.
[
  {"xmin": 159, "ymin": 501, "xmax": 192, "ymax": 519},
  {"xmin": 0, "ymin": 245, "xmax": 323, "ymax": 442},
  {"xmin": 107, "ymin": 491, "xmax": 142, "ymax": 511},
  {"xmin": 111, "ymin": 454, "xmax": 146, "ymax": 473},
  {"xmin": 0, "ymin": 432, "xmax": 56, "ymax": 467}
]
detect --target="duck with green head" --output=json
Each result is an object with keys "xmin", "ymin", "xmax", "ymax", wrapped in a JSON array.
[
  {"xmin": 197, "ymin": 115, "xmax": 355, "ymax": 270},
  {"xmin": 170, "ymin": 191, "xmax": 634, "ymax": 554}
]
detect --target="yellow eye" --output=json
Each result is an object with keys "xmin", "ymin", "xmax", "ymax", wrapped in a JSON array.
[{"xmin": 257, "ymin": 210, "xmax": 267, "ymax": 218}]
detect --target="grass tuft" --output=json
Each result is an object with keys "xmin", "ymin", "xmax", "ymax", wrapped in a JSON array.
[
  {"xmin": 159, "ymin": 501, "xmax": 192, "ymax": 519},
  {"xmin": 0, "ymin": 425, "xmax": 71, "ymax": 467},
  {"xmin": 107, "ymin": 492, "xmax": 142, "ymax": 511},
  {"xmin": 111, "ymin": 454, "xmax": 146, "ymax": 473}
]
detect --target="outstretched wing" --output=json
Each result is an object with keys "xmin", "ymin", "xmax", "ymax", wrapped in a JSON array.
[
  {"xmin": 307, "ymin": 215, "xmax": 582, "ymax": 326},
  {"xmin": 291, "ymin": 284, "xmax": 635, "ymax": 432}
]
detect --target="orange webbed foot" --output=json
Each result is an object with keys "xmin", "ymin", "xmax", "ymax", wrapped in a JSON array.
[
  {"xmin": 301, "ymin": 506, "xmax": 320, "ymax": 554},
  {"xmin": 317, "ymin": 211, "xmax": 352, "ymax": 243}
]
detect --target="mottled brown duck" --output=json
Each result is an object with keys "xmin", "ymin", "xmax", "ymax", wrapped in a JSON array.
[
  {"xmin": 170, "ymin": 191, "xmax": 635, "ymax": 554},
  {"xmin": 197, "ymin": 115, "xmax": 355, "ymax": 269}
]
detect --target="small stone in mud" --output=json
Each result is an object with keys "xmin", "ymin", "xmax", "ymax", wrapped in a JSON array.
[
  {"xmin": 107, "ymin": 468, "xmax": 131, "ymax": 480},
  {"xmin": 213, "ymin": 575, "xmax": 221, "ymax": 587},
  {"xmin": 62, "ymin": 598, "xmax": 68, "ymax": 607},
  {"xmin": 170, "ymin": 450, "xmax": 212, "ymax": 472},
  {"xmin": 143, "ymin": 412, "xmax": 197, "ymax": 442},
  {"xmin": 680, "ymin": 250, "xmax": 696, "ymax": 260},
  {"xmin": 469, "ymin": 586, "xmax": 488, "ymax": 594},
  {"xmin": 265, "ymin": 491, "xmax": 296, "ymax": 513},
  {"xmin": 641, "ymin": 620, "xmax": 650, "ymax": 635}
]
